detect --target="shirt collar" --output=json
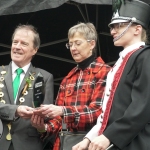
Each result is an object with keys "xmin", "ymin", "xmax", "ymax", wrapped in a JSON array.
[
  {"xmin": 12, "ymin": 61, "xmax": 31, "ymax": 74},
  {"xmin": 119, "ymin": 42, "xmax": 145, "ymax": 57}
]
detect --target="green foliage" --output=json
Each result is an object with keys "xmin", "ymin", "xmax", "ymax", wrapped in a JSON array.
[
  {"xmin": 25, "ymin": 77, "xmax": 31, "ymax": 84},
  {"xmin": 112, "ymin": 0, "xmax": 125, "ymax": 13},
  {"xmin": 25, "ymin": 77, "xmax": 32, "ymax": 88}
]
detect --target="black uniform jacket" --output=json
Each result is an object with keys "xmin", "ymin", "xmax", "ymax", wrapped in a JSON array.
[{"xmin": 103, "ymin": 45, "xmax": 150, "ymax": 150}]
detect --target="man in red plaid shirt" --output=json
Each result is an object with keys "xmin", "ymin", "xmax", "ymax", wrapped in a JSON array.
[{"xmin": 31, "ymin": 22, "xmax": 110, "ymax": 150}]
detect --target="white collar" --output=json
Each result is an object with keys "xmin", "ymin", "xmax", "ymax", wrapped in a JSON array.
[
  {"xmin": 12, "ymin": 61, "xmax": 31, "ymax": 74},
  {"xmin": 119, "ymin": 42, "xmax": 145, "ymax": 57}
]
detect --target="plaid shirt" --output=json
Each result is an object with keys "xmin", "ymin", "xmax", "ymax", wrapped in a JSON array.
[{"xmin": 46, "ymin": 57, "xmax": 110, "ymax": 150}]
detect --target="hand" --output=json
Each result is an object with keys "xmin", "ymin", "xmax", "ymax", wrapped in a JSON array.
[
  {"xmin": 33, "ymin": 104, "xmax": 63, "ymax": 118},
  {"xmin": 16, "ymin": 105, "xmax": 34, "ymax": 119},
  {"xmin": 31, "ymin": 114, "xmax": 45, "ymax": 131},
  {"xmin": 88, "ymin": 134, "xmax": 110, "ymax": 150},
  {"xmin": 72, "ymin": 138, "xmax": 90, "ymax": 150}
]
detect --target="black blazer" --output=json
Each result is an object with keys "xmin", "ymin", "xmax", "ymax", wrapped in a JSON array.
[{"xmin": 104, "ymin": 46, "xmax": 150, "ymax": 150}]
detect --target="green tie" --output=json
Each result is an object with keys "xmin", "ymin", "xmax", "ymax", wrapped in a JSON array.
[{"xmin": 13, "ymin": 68, "xmax": 23, "ymax": 99}]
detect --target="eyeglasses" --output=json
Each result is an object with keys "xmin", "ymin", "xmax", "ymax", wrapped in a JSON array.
[
  {"xmin": 109, "ymin": 22, "xmax": 129, "ymax": 31},
  {"xmin": 66, "ymin": 40, "xmax": 91, "ymax": 49}
]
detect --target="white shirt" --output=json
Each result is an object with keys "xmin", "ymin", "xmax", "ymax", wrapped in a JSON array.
[
  {"xmin": 85, "ymin": 42, "xmax": 145, "ymax": 141},
  {"xmin": 12, "ymin": 61, "xmax": 31, "ymax": 103}
]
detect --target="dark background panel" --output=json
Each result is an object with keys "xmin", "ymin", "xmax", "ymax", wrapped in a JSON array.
[{"xmin": 0, "ymin": 1, "xmax": 134, "ymax": 99}]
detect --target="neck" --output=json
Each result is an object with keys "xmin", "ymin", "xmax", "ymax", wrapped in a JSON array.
[
  {"xmin": 78, "ymin": 54, "xmax": 95, "ymax": 70},
  {"xmin": 123, "ymin": 39, "xmax": 143, "ymax": 49}
]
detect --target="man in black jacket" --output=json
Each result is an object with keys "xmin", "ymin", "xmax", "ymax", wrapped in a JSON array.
[{"xmin": 73, "ymin": 0, "xmax": 150, "ymax": 150}]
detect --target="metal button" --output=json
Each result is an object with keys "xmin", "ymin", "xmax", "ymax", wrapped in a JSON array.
[
  {"xmin": 68, "ymin": 90, "xmax": 71, "ymax": 94},
  {"xmin": 0, "ymin": 92, "xmax": 4, "ymax": 97},
  {"xmin": 19, "ymin": 97, "xmax": 25, "ymax": 103},
  {"xmin": 82, "ymin": 89, "xmax": 85, "ymax": 93}
]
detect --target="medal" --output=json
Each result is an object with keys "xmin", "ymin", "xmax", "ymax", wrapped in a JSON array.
[
  {"xmin": 0, "ymin": 92, "xmax": 4, "ymax": 97},
  {"xmin": 0, "ymin": 67, "xmax": 6, "ymax": 105},
  {"xmin": 0, "ymin": 99, "xmax": 5, "ymax": 104},
  {"xmin": 0, "ymin": 77, "xmax": 4, "ymax": 81},
  {"xmin": 29, "ymin": 72, "xmax": 35, "ymax": 81},
  {"xmin": 24, "ymin": 91, "xmax": 28, "ymax": 95},
  {"xmin": 28, "ymin": 83, "xmax": 32, "ymax": 87},
  {"xmin": 6, "ymin": 133, "xmax": 11, "ymax": 140},
  {"xmin": 0, "ymin": 83, "xmax": 4, "ymax": 88},
  {"xmin": 6, "ymin": 123, "xmax": 12, "ymax": 141},
  {"xmin": 18, "ymin": 71, "xmax": 35, "ymax": 106},
  {"xmin": 30, "ymin": 76, "xmax": 35, "ymax": 81},
  {"xmin": 19, "ymin": 97, "xmax": 25, "ymax": 103},
  {"xmin": 1, "ymin": 71, "xmax": 6, "ymax": 75}
]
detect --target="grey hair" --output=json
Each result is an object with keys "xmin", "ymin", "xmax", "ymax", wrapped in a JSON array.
[
  {"xmin": 12, "ymin": 24, "xmax": 40, "ymax": 49},
  {"xmin": 68, "ymin": 22, "xmax": 97, "ymax": 53}
]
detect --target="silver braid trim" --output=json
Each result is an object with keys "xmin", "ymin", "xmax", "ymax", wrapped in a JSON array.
[{"xmin": 111, "ymin": 16, "xmax": 132, "ymax": 22}]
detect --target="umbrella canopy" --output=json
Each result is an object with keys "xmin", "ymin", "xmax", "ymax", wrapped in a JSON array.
[{"xmin": 0, "ymin": 0, "xmax": 112, "ymax": 15}]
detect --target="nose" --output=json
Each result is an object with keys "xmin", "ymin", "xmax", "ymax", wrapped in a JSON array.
[
  {"xmin": 70, "ymin": 43, "xmax": 76, "ymax": 50},
  {"xmin": 15, "ymin": 42, "xmax": 21, "ymax": 49},
  {"xmin": 110, "ymin": 28, "xmax": 116, "ymax": 35}
]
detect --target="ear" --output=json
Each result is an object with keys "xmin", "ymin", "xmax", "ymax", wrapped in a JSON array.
[
  {"xmin": 33, "ymin": 47, "xmax": 38, "ymax": 55},
  {"xmin": 89, "ymin": 40, "xmax": 96, "ymax": 50},
  {"xmin": 134, "ymin": 25, "xmax": 142, "ymax": 36}
]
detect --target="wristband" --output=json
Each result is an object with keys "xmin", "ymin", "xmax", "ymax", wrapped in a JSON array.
[{"xmin": 37, "ymin": 124, "xmax": 47, "ymax": 133}]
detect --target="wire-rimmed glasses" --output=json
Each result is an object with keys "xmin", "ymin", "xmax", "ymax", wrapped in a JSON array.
[
  {"xmin": 109, "ymin": 22, "xmax": 130, "ymax": 31},
  {"xmin": 66, "ymin": 40, "xmax": 91, "ymax": 49}
]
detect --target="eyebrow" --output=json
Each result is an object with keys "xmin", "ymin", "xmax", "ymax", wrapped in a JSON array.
[{"xmin": 69, "ymin": 40, "xmax": 82, "ymax": 43}]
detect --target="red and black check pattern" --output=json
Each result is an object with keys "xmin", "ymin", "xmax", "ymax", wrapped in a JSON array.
[{"xmin": 46, "ymin": 57, "xmax": 111, "ymax": 150}]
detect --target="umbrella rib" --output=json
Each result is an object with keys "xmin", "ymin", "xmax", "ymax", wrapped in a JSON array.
[{"xmin": 37, "ymin": 52, "xmax": 76, "ymax": 64}]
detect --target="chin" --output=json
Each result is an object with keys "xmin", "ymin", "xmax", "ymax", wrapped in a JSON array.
[
  {"xmin": 74, "ymin": 59, "xmax": 82, "ymax": 63},
  {"xmin": 74, "ymin": 60, "xmax": 79, "ymax": 63},
  {"xmin": 73, "ymin": 57, "xmax": 80, "ymax": 62},
  {"xmin": 114, "ymin": 41, "xmax": 122, "ymax": 47},
  {"xmin": 12, "ymin": 58, "xmax": 22, "ymax": 64}
]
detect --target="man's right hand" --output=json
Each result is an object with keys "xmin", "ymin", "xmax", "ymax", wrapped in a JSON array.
[
  {"xmin": 16, "ymin": 105, "xmax": 34, "ymax": 119},
  {"xmin": 72, "ymin": 138, "xmax": 90, "ymax": 150}
]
